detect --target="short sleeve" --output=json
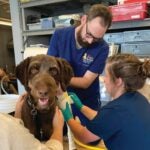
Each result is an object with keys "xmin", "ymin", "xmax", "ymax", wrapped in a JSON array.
[
  {"xmin": 89, "ymin": 43, "xmax": 109, "ymax": 74},
  {"xmin": 87, "ymin": 108, "xmax": 121, "ymax": 141}
]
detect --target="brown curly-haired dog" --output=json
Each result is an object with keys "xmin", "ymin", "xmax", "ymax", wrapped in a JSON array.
[{"xmin": 16, "ymin": 54, "xmax": 73, "ymax": 141}]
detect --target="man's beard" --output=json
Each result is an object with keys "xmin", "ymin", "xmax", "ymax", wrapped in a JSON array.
[{"xmin": 76, "ymin": 27, "xmax": 90, "ymax": 48}]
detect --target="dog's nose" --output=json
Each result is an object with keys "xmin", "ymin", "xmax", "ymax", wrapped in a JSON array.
[{"xmin": 38, "ymin": 91, "xmax": 48, "ymax": 97}]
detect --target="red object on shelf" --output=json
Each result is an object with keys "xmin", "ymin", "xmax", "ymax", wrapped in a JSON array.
[
  {"xmin": 124, "ymin": 0, "xmax": 150, "ymax": 4},
  {"xmin": 109, "ymin": 2, "xmax": 148, "ymax": 22}
]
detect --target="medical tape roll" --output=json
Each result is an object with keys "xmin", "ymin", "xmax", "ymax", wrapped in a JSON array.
[{"xmin": 23, "ymin": 47, "xmax": 48, "ymax": 59}]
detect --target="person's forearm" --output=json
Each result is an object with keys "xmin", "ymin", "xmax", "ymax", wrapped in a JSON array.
[
  {"xmin": 81, "ymin": 105, "xmax": 97, "ymax": 120},
  {"xmin": 70, "ymin": 77, "xmax": 90, "ymax": 89},
  {"xmin": 14, "ymin": 108, "xmax": 22, "ymax": 118},
  {"xmin": 68, "ymin": 93, "xmax": 98, "ymax": 120},
  {"xmin": 14, "ymin": 93, "xmax": 27, "ymax": 118},
  {"xmin": 70, "ymin": 71, "xmax": 98, "ymax": 89},
  {"xmin": 67, "ymin": 119, "xmax": 99, "ymax": 143},
  {"xmin": 14, "ymin": 111, "xmax": 21, "ymax": 118},
  {"xmin": 51, "ymin": 127, "xmax": 63, "ymax": 144}
]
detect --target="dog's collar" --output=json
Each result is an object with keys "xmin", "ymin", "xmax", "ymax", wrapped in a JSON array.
[
  {"xmin": 27, "ymin": 96, "xmax": 37, "ymax": 118},
  {"xmin": 27, "ymin": 96, "xmax": 45, "ymax": 141}
]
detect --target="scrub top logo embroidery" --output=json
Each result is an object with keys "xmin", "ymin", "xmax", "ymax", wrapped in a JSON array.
[{"xmin": 82, "ymin": 53, "xmax": 94, "ymax": 66}]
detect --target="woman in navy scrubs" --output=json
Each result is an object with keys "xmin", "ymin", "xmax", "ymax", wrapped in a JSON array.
[{"xmin": 59, "ymin": 53, "xmax": 150, "ymax": 150}]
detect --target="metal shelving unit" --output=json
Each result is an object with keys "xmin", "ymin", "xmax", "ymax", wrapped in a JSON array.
[
  {"xmin": 22, "ymin": 18, "xmax": 150, "ymax": 36},
  {"xmin": 20, "ymin": 0, "xmax": 71, "ymax": 8},
  {"xmin": 20, "ymin": 0, "xmax": 84, "ymax": 37},
  {"xmin": 22, "ymin": 29, "xmax": 55, "ymax": 36},
  {"xmin": 20, "ymin": 0, "xmax": 150, "ymax": 37},
  {"xmin": 110, "ymin": 18, "xmax": 150, "ymax": 30},
  {"xmin": 20, "ymin": 0, "xmax": 81, "ymax": 43}
]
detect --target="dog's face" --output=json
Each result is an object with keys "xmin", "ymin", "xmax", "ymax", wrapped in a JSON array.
[
  {"xmin": 16, "ymin": 54, "xmax": 74, "ymax": 111},
  {"xmin": 28, "ymin": 73, "xmax": 57, "ymax": 110}
]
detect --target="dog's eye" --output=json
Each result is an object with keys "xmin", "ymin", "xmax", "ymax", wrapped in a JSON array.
[
  {"xmin": 30, "ymin": 65, "xmax": 40, "ymax": 74},
  {"xmin": 49, "ymin": 68, "xmax": 58, "ymax": 76}
]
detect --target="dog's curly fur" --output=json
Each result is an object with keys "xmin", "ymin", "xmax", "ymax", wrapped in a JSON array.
[{"xmin": 15, "ymin": 54, "xmax": 74, "ymax": 141}]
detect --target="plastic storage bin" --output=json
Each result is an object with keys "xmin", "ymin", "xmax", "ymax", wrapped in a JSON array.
[
  {"xmin": 27, "ymin": 22, "xmax": 41, "ymax": 30},
  {"xmin": 104, "ymin": 32, "xmax": 124, "ymax": 43},
  {"xmin": 40, "ymin": 17, "xmax": 55, "ymax": 29},
  {"xmin": 124, "ymin": 30, "xmax": 150, "ymax": 42},
  {"xmin": 121, "ymin": 42, "xmax": 150, "ymax": 56},
  {"xmin": 109, "ymin": 2, "xmax": 148, "ymax": 22}
]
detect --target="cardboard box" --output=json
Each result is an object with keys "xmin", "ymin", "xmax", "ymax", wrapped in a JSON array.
[{"xmin": 109, "ymin": 2, "xmax": 148, "ymax": 22}]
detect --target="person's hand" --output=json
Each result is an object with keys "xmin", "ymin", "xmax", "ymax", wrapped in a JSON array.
[
  {"xmin": 57, "ymin": 92, "xmax": 72, "ymax": 109},
  {"xmin": 51, "ymin": 107, "xmax": 64, "ymax": 143},
  {"xmin": 53, "ymin": 107, "xmax": 64, "ymax": 130},
  {"xmin": 61, "ymin": 102, "xmax": 73, "ymax": 122},
  {"xmin": 69, "ymin": 92, "xmax": 83, "ymax": 110},
  {"xmin": 14, "ymin": 92, "xmax": 27, "ymax": 118},
  {"xmin": 57, "ymin": 84, "xmax": 73, "ymax": 110}
]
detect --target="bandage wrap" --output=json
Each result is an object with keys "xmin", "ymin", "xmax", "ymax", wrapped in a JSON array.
[{"xmin": 57, "ymin": 92, "xmax": 73, "ymax": 121}]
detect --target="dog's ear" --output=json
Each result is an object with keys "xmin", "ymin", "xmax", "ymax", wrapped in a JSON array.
[
  {"xmin": 15, "ymin": 57, "xmax": 31, "ymax": 90},
  {"xmin": 56, "ymin": 58, "xmax": 74, "ymax": 91}
]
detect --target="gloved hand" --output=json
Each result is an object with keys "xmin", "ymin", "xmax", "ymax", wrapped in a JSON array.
[
  {"xmin": 57, "ymin": 92, "xmax": 73, "ymax": 110},
  {"xmin": 61, "ymin": 102, "xmax": 73, "ymax": 122},
  {"xmin": 57, "ymin": 90, "xmax": 73, "ymax": 122},
  {"xmin": 69, "ymin": 92, "xmax": 83, "ymax": 110}
]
